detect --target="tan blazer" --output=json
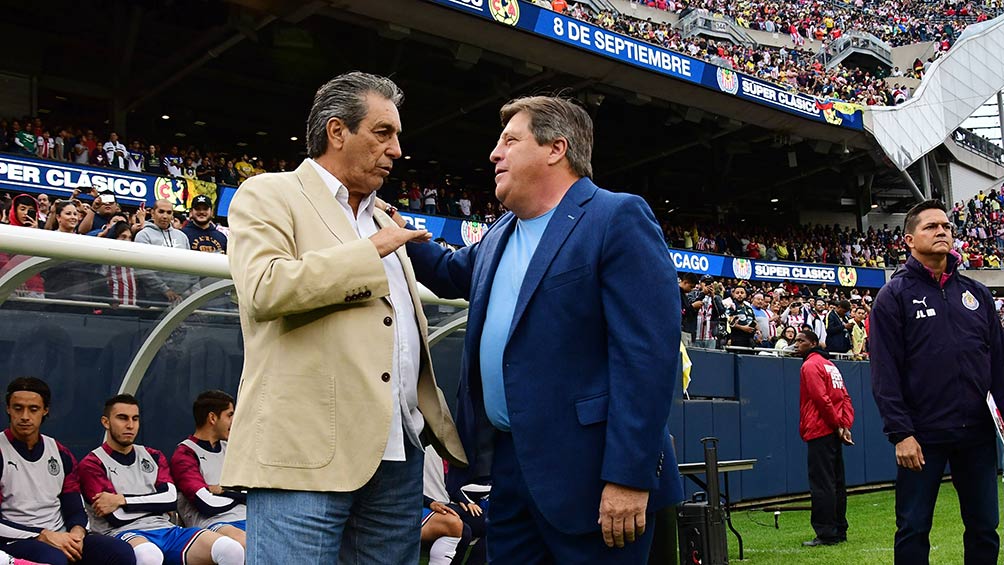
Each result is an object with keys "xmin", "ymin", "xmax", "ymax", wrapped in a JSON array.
[{"xmin": 220, "ymin": 161, "xmax": 466, "ymax": 493}]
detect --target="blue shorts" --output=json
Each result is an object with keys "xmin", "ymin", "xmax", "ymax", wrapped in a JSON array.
[
  {"xmin": 421, "ymin": 508, "xmax": 434, "ymax": 526},
  {"xmin": 117, "ymin": 526, "xmax": 207, "ymax": 564},
  {"xmin": 209, "ymin": 519, "xmax": 246, "ymax": 532}
]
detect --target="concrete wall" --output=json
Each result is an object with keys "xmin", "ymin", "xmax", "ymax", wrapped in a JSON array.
[
  {"xmin": 950, "ymin": 160, "xmax": 1000, "ymax": 203},
  {"xmin": 0, "ymin": 72, "xmax": 31, "ymax": 120}
]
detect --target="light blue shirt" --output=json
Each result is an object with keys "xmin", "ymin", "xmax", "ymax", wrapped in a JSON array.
[{"xmin": 479, "ymin": 208, "xmax": 556, "ymax": 431}]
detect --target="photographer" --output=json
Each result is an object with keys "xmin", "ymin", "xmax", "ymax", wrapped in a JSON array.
[
  {"xmin": 694, "ymin": 276, "xmax": 727, "ymax": 349},
  {"xmin": 679, "ymin": 272, "xmax": 702, "ymax": 346}
]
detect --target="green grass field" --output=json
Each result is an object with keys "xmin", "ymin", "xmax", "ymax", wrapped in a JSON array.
[{"xmin": 727, "ymin": 481, "xmax": 1002, "ymax": 564}]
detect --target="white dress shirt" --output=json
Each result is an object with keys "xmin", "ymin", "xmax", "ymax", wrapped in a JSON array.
[{"xmin": 308, "ymin": 159, "xmax": 424, "ymax": 461}]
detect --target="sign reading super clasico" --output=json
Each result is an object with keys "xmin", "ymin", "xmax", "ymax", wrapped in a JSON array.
[
  {"xmin": 670, "ymin": 248, "xmax": 887, "ymax": 288},
  {"xmin": 421, "ymin": 0, "xmax": 864, "ymax": 130},
  {"xmin": 0, "ymin": 154, "xmax": 221, "ymax": 211}
]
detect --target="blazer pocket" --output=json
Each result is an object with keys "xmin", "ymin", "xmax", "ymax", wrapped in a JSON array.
[
  {"xmin": 575, "ymin": 392, "xmax": 609, "ymax": 426},
  {"xmin": 255, "ymin": 373, "xmax": 335, "ymax": 468},
  {"xmin": 540, "ymin": 264, "xmax": 592, "ymax": 292}
]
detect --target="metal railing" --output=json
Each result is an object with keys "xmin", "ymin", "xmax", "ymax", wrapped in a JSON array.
[
  {"xmin": 814, "ymin": 29, "xmax": 893, "ymax": 70},
  {"xmin": 952, "ymin": 127, "xmax": 1004, "ymax": 164},
  {"xmin": 677, "ymin": 11, "xmax": 756, "ymax": 47},
  {"xmin": 0, "ymin": 224, "xmax": 469, "ymax": 396}
]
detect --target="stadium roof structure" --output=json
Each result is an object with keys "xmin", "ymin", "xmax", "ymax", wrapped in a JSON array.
[{"xmin": 3, "ymin": 0, "xmax": 1002, "ymax": 221}]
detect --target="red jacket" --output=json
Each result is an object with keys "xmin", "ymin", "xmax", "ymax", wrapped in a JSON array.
[{"xmin": 800, "ymin": 350, "xmax": 854, "ymax": 441}]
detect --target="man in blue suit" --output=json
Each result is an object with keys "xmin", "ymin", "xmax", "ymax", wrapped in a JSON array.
[{"xmin": 391, "ymin": 96, "xmax": 683, "ymax": 563}]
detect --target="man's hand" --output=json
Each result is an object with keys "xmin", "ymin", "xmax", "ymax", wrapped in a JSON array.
[
  {"xmin": 21, "ymin": 216, "xmax": 37, "ymax": 229},
  {"xmin": 38, "ymin": 528, "xmax": 84, "ymax": 561},
  {"xmin": 91, "ymin": 492, "xmax": 126, "ymax": 517},
  {"xmin": 896, "ymin": 436, "xmax": 924, "ymax": 471},
  {"xmin": 207, "ymin": 485, "xmax": 224, "ymax": 495},
  {"xmin": 838, "ymin": 427, "xmax": 854, "ymax": 445},
  {"xmin": 598, "ymin": 483, "xmax": 649, "ymax": 548},
  {"xmin": 429, "ymin": 501, "xmax": 459, "ymax": 518},
  {"xmin": 164, "ymin": 290, "xmax": 182, "ymax": 304},
  {"xmin": 370, "ymin": 225, "xmax": 431, "ymax": 258},
  {"xmin": 459, "ymin": 501, "xmax": 483, "ymax": 517}
]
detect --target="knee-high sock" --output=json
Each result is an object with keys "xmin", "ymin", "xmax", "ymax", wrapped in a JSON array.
[
  {"xmin": 450, "ymin": 524, "xmax": 472, "ymax": 565},
  {"xmin": 134, "ymin": 542, "xmax": 165, "ymax": 565},
  {"xmin": 211, "ymin": 535, "xmax": 246, "ymax": 565},
  {"xmin": 429, "ymin": 536, "xmax": 461, "ymax": 565}
]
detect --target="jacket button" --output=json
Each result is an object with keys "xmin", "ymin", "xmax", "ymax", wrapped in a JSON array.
[
  {"xmin": 381, "ymin": 372, "xmax": 391, "ymax": 382},
  {"xmin": 344, "ymin": 297, "xmax": 351, "ymax": 303},
  {"xmin": 384, "ymin": 316, "xmax": 393, "ymax": 326},
  {"xmin": 364, "ymin": 290, "xmax": 372, "ymax": 297}
]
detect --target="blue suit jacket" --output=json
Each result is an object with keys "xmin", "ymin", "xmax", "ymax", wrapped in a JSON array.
[{"xmin": 408, "ymin": 178, "xmax": 684, "ymax": 535}]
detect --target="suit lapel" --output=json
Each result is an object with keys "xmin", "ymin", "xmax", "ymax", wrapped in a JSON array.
[
  {"xmin": 295, "ymin": 161, "xmax": 358, "ymax": 244},
  {"xmin": 507, "ymin": 179, "xmax": 596, "ymax": 341}
]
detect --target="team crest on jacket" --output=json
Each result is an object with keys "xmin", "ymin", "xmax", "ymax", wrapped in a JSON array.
[
  {"xmin": 47, "ymin": 456, "xmax": 59, "ymax": 476},
  {"xmin": 140, "ymin": 458, "xmax": 155, "ymax": 473},
  {"xmin": 962, "ymin": 290, "xmax": 979, "ymax": 311}
]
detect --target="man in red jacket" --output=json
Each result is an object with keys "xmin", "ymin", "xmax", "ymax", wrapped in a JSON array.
[{"xmin": 795, "ymin": 329, "xmax": 854, "ymax": 547}]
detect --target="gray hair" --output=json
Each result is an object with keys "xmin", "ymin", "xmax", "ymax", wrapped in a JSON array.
[
  {"xmin": 305, "ymin": 72, "xmax": 404, "ymax": 159},
  {"xmin": 499, "ymin": 96, "xmax": 593, "ymax": 178}
]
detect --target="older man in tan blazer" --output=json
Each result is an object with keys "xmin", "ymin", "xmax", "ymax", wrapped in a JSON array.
[{"xmin": 222, "ymin": 72, "xmax": 466, "ymax": 565}]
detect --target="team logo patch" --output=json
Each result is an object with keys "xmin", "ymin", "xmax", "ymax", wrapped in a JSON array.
[
  {"xmin": 716, "ymin": 68, "xmax": 740, "ymax": 95},
  {"xmin": 47, "ymin": 456, "xmax": 60, "ymax": 476},
  {"xmin": 963, "ymin": 290, "xmax": 980, "ymax": 311},
  {"xmin": 140, "ymin": 458, "xmax": 155, "ymax": 474},
  {"xmin": 732, "ymin": 258, "xmax": 752, "ymax": 281},
  {"xmin": 489, "ymin": 0, "xmax": 519, "ymax": 26},
  {"xmin": 837, "ymin": 266, "xmax": 858, "ymax": 287},
  {"xmin": 460, "ymin": 220, "xmax": 487, "ymax": 246}
]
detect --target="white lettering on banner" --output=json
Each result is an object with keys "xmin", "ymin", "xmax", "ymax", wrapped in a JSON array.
[
  {"xmin": 0, "ymin": 158, "xmax": 148, "ymax": 199},
  {"xmin": 670, "ymin": 251, "xmax": 710, "ymax": 273},
  {"xmin": 402, "ymin": 216, "xmax": 427, "ymax": 230},
  {"xmin": 754, "ymin": 262, "xmax": 836, "ymax": 283},
  {"xmin": 740, "ymin": 80, "xmax": 819, "ymax": 117},
  {"xmin": 445, "ymin": 0, "xmax": 483, "ymax": 11},
  {"xmin": 588, "ymin": 29, "xmax": 691, "ymax": 76}
]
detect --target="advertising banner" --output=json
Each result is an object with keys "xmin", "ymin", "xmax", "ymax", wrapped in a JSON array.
[
  {"xmin": 421, "ymin": 0, "xmax": 864, "ymax": 130},
  {"xmin": 0, "ymin": 154, "xmax": 153, "ymax": 206},
  {"xmin": 670, "ymin": 248, "xmax": 886, "ymax": 288},
  {"xmin": 400, "ymin": 211, "xmax": 490, "ymax": 247}
]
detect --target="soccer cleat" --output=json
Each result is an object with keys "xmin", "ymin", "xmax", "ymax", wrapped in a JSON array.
[{"xmin": 802, "ymin": 537, "xmax": 840, "ymax": 547}]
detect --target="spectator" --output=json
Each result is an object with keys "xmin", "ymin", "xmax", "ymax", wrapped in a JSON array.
[
  {"xmin": 134, "ymin": 199, "xmax": 197, "ymax": 304},
  {"xmin": 163, "ymin": 146, "xmax": 183, "ymax": 177},
  {"xmin": 35, "ymin": 194, "xmax": 50, "ymax": 225},
  {"xmin": 750, "ymin": 292, "xmax": 773, "ymax": 344},
  {"xmin": 408, "ymin": 181, "xmax": 422, "ymax": 211},
  {"xmin": 458, "ymin": 191, "xmax": 472, "ymax": 217},
  {"xmin": 126, "ymin": 141, "xmax": 145, "ymax": 173},
  {"xmin": 35, "ymin": 130, "xmax": 54, "ymax": 160},
  {"xmin": 728, "ymin": 286, "xmax": 757, "ymax": 348},
  {"xmin": 72, "ymin": 134, "xmax": 91, "ymax": 165},
  {"xmin": 233, "ymin": 154, "xmax": 253, "ymax": 183},
  {"xmin": 181, "ymin": 195, "xmax": 227, "ymax": 253},
  {"xmin": 102, "ymin": 222, "xmax": 139, "ymax": 307},
  {"xmin": 775, "ymin": 325, "xmax": 797, "ymax": 350},
  {"xmin": 144, "ymin": 145, "xmax": 163, "ymax": 175},
  {"xmin": 423, "ymin": 184, "xmax": 438, "ymax": 214},
  {"xmin": 78, "ymin": 192, "xmax": 120, "ymax": 235},
  {"xmin": 825, "ymin": 300, "xmax": 853, "ymax": 353},
  {"xmin": 680, "ymin": 272, "xmax": 702, "ymax": 345},
  {"xmin": 806, "ymin": 298, "xmax": 829, "ymax": 348},
  {"xmin": 48, "ymin": 199, "xmax": 79, "ymax": 234},
  {"xmin": 103, "ymin": 133, "xmax": 128, "ymax": 170},
  {"xmin": 11, "ymin": 121, "xmax": 35, "ymax": 156},
  {"xmin": 850, "ymin": 304, "xmax": 868, "ymax": 358}
]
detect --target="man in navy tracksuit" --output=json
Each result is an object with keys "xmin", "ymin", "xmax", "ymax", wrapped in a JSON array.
[{"xmin": 871, "ymin": 200, "xmax": 1004, "ymax": 565}]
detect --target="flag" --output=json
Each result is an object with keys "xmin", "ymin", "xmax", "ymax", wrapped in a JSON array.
[{"xmin": 681, "ymin": 341, "xmax": 693, "ymax": 398}]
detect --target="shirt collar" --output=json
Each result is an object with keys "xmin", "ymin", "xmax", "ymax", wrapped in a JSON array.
[{"xmin": 307, "ymin": 158, "xmax": 375, "ymax": 218}]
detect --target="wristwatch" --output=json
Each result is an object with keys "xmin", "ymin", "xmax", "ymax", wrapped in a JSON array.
[{"xmin": 386, "ymin": 205, "xmax": 398, "ymax": 217}]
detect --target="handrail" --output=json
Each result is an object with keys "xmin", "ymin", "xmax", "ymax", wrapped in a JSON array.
[{"xmin": 0, "ymin": 224, "xmax": 469, "ymax": 308}]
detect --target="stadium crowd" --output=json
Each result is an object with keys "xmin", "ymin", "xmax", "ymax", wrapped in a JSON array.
[
  {"xmin": 663, "ymin": 187, "xmax": 1004, "ymax": 270},
  {"xmin": 568, "ymin": 2, "xmax": 931, "ymax": 106},
  {"xmin": 0, "ymin": 117, "xmax": 497, "ymax": 221},
  {"xmin": 626, "ymin": 0, "xmax": 1003, "ymax": 47}
]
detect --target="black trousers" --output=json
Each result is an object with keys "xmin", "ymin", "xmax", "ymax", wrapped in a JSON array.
[{"xmin": 806, "ymin": 432, "xmax": 848, "ymax": 541}]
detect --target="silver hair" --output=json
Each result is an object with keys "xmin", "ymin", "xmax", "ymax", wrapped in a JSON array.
[{"xmin": 305, "ymin": 72, "xmax": 403, "ymax": 159}]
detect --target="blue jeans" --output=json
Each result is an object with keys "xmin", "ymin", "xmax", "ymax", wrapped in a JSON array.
[
  {"xmin": 894, "ymin": 431, "xmax": 999, "ymax": 565},
  {"xmin": 246, "ymin": 441, "xmax": 424, "ymax": 565},
  {"xmin": 487, "ymin": 432, "xmax": 655, "ymax": 564}
]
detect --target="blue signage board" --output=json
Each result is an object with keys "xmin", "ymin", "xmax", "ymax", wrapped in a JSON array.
[
  {"xmin": 670, "ymin": 248, "xmax": 886, "ymax": 288},
  {"xmin": 420, "ymin": 0, "xmax": 863, "ymax": 130},
  {"xmin": 0, "ymin": 153, "xmax": 153, "ymax": 206},
  {"xmin": 400, "ymin": 211, "xmax": 490, "ymax": 247}
]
